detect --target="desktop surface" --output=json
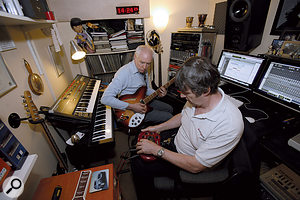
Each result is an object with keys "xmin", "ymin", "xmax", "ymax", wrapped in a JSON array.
[
  {"xmin": 221, "ymin": 82, "xmax": 300, "ymax": 175},
  {"xmin": 32, "ymin": 164, "xmax": 115, "ymax": 200}
]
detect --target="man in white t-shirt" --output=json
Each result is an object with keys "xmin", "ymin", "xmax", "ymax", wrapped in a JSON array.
[{"xmin": 131, "ymin": 56, "xmax": 244, "ymax": 200}]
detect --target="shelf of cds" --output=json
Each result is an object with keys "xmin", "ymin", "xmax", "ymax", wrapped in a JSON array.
[{"xmin": 84, "ymin": 18, "xmax": 145, "ymax": 83}]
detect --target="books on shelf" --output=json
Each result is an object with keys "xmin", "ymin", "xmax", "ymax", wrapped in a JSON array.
[
  {"xmin": 89, "ymin": 169, "xmax": 109, "ymax": 193},
  {"xmin": 128, "ymin": 42, "xmax": 145, "ymax": 50},
  {"xmin": 0, "ymin": 0, "xmax": 7, "ymax": 12},
  {"xmin": 110, "ymin": 40, "xmax": 127, "ymax": 46},
  {"xmin": 109, "ymin": 29, "xmax": 126, "ymax": 38},
  {"xmin": 94, "ymin": 40, "xmax": 110, "ymax": 45},
  {"xmin": 3, "ymin": 0, "xmax": 18, "ymax": 15},
  {"xmin": 127, "ymin": 30, "xmax": 144, "ymax": 50},
  {"xmin": 90, "ymin": 31, "xmax": 111, "ymax": 52},
  {"xmin": 12, "ymin": 0, "xmax": 23, "ymax": 15},
  {"xmin": 109, "ymin": 33, "xmax": 127, "ymax": 41},
  {"xmin": 110, "ymin": 38, "xmax": 128, "ymax": 51}
]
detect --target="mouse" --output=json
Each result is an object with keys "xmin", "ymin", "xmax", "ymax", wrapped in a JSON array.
[{"xmin": 245, "ymin": 117, "xmax": 255, "ymax": 123}]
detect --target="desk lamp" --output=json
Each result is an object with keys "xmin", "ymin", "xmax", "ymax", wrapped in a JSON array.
[{"xmin": 70, "ymin": 40, "xmax": 86, "ymax": 60}]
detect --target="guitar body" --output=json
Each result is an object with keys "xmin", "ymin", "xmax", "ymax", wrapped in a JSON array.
[
  {"xmin": 114, "ymin": 86, "xmax": 151, "ymax": 128},
  {"xmin": 114, "ymin": 77, "xmax": 175, "ymax": 128}
]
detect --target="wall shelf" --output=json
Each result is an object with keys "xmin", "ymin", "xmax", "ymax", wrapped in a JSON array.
[{"xmin": 0, "ymin": 11, "xmax": 55, "ymax": 30}]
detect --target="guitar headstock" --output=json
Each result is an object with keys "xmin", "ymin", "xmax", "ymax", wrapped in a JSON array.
[{"xmin": 22, "ymin": 91, "xmax": 43, "ymax": 124}]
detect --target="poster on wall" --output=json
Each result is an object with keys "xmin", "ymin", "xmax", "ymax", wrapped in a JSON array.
[
  {"xmin": 48, "ymin": 44, "xmax": 65, "ymax": 77},
  {"xmin": 0, "ymin": 53, "xmax": 17, "ymax": 97}
]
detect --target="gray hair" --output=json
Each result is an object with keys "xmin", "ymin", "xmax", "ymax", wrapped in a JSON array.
[
  {"xmin": 175, "ymin": 56, "xmax": 220, "ymax": 96},
  {"xmin": 135, "ymin": 45, "xmax": 154, "ymax": 58}
]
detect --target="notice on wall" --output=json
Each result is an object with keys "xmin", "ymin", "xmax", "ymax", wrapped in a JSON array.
[{"xmin": 0, "ymin": 27, "xmax": 16, "ymax": 52}]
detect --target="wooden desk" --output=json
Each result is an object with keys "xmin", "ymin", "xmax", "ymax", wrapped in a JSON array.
[{"xmin": 33, "ymin": 164, "xmax": 115, "ymax": 200}]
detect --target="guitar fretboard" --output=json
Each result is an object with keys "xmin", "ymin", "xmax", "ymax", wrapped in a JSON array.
[{"xmin": 143, "ymin": 77, "xmax": 175, "ymax": 104}]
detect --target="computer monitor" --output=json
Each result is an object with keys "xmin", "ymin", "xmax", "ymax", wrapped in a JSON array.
[
  {"xmin": 255, "ymin": 58, "xmax": 300, "ymax": 113},
  {"xmin": 216, "ymin": 50, "xmax": 265, "ymax": 89}
]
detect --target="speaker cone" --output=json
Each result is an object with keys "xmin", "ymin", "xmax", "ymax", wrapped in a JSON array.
[{"xmin": 230, "ymin": 0, "xmax": 251, "ymax": 22}]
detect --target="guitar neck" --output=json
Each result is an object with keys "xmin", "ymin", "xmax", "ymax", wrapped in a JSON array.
[{"xmin": 143, "ymin": 77, "xmax": 175, "ymax": 104}]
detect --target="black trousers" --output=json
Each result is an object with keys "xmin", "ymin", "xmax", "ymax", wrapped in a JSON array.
[{"xmin": 130, "ymin": 128, "xmax": 179, "ymax": 200}]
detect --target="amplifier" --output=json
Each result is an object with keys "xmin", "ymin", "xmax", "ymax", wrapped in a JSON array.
[
  {"xmin": 0, "ymin": 120, "xmax": 28, "ymax": 170},
  {"xmin": 260, "ymin": 164, "xmax": 300, "ymax": 200}
]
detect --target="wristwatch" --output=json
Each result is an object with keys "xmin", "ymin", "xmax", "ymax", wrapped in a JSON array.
[{"xmin": 157, "ymin": 147, "xmax": 165, "ymax": 158}]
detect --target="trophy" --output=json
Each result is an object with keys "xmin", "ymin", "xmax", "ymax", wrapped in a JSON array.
[
  {"xmin": 198, "ymin": 14, "xmax": 207, "ymax": 27},
  {"xmin": 186, "ymin": 17, "xmax": 194, "ymax": 28}
]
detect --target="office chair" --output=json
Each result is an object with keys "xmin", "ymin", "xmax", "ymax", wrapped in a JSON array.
[{"xmin": 153, "ymin": 117, "xmax": 261, "ymax": 200}]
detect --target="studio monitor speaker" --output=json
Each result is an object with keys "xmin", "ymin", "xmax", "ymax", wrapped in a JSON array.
[{"xmin": 224, "ymin": 0, "xmax": 271, "ymax": 52}]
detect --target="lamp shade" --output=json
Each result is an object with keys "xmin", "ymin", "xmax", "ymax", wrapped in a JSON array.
[{"xmin": 70, "ymin": 40, "xmax": 86, "ymax": 60}]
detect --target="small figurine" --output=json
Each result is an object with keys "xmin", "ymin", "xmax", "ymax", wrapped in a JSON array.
[{"xmin": 70, "ymin": 17, "xmax": 96, "ymax": 53}]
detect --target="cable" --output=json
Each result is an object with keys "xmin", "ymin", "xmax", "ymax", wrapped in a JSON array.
[
  {"xmin": 116, "ymin": 148, "xmax": 139, "ymax": 178},
  {"xmin": 228, "ymin": 88, "xmax": 251, "ymax": 96},
  {"xmin": 233, "ymin": 95, "xmax": 270, "ymax": 122}
]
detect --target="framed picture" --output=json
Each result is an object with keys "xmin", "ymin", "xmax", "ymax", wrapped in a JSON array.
[
  {"xmin": 270, "ymin": 0, "xmax": 300, "ymax": 35},
  {"xmin": 48, "ymin": 45, "xmax": 65, "ymax": 77},
  {"xmin": 279, "ymin": 29, "xmax": 300, "ymax": 41},
  {"xmin": 0, "ymin": 53, "xmax": 17, "ymax": 97},
  {"xmin": 279, "ymin": 40, "xmax": 300, "ymax": 59},
  {"xmin": 270, "ymin": 39, "xmax": 285, "ymax": 55}
]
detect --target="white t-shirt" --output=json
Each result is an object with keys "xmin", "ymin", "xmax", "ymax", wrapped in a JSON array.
[{"xmin": 174, "ymin": 88, "xmax": 244, "ymax": 168}]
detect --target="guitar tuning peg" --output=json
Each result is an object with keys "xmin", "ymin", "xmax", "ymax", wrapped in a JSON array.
[
  {"xmin": 22, "ymin": 99, "xmax": 26, "ymax": 103},
  {"xmin": 21, "ymin": 95, "xmax": 24, "ymax": 98},
  {"xmin": 24, "ymin": 104, "xmax": 28, "ymax": 107},
  {"xmin": 26, "ymin": 109, "xmax": 29, "ymax": 112}
]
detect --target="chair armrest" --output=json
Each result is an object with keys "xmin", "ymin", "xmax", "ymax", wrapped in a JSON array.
[{"xmin": 179, "ymin": 167, "xmax": 229, "ymax": 184}]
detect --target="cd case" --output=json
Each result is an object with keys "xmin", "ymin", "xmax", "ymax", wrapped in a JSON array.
[{"xmin": 89, "ymin": 169, "xmax": 109, "ymax": 193}]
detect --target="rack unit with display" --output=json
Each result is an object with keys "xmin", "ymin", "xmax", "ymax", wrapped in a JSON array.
[
  {"xmin": 84, "ymin": 18, "xmax": 145, "ymax": 83},
  {"xmin": 168, "ymin": 30, "xmax": 216, "ymax": 97}
]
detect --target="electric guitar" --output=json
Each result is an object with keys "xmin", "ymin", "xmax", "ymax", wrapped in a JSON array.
[
  {"xmin": 114, "ymin": 77, "xmax": 175, "ymax": 128},
  {"xmin": 22, "ymin": 91, "xmax": 68, "ymax": 173}
]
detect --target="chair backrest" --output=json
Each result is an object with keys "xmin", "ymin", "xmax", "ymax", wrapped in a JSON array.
[
  {"xmin": 217, "ymin": 117, "xmax": 260, "ymax": 200},
  {"xmin": 229, "ymin": 117, "xmax": 260, "ymax": 178}
]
